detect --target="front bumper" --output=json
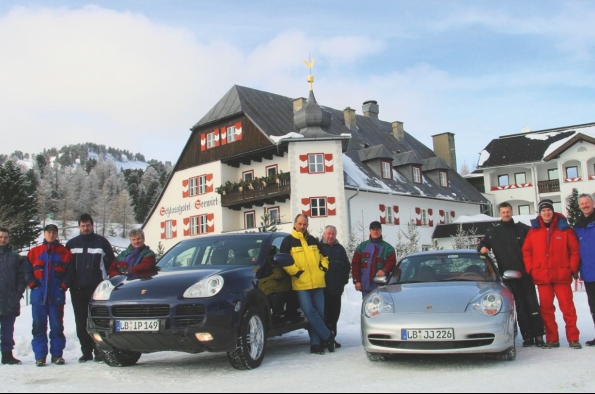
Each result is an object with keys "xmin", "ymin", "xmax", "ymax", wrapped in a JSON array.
[
  {"xmin": 88, "ymin": 299, "xmax": 239, "ymax": 354},
  {"xmin": 362, "ymin": 310, "xmax": 515, "ymax": 355}
]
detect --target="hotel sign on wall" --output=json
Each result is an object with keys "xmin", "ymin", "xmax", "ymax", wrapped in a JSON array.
[{"xmin": 159, "ymin": 197, "xmax": 220, "ymax": 218}]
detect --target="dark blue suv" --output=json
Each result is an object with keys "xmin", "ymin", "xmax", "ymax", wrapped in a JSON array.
[{"xmin": 88, "ymin": 233, "xmax": 307, "ymax": 370}]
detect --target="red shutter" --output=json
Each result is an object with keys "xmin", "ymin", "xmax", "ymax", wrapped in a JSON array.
[
  {"xmin": 328, "ymin": 197, "xmax": 336, "ymax": 216},
  {"xmin": 183, "ymin": 218, "xmax": 191, "ymax": 237},
  {"xmin": 214, "ymin": 129, "xmax": 220, "ymax": 147},
  {"xmin": 299, "ymin": 155, "xmax": 309, "ymax": 173},
  {"xmin": 200, "ymin": 134, "xmax": 206, "ymax": 152},
  {"xmin": 415, "ymin": 208, "xmax": 422, "ymax": 226},
  {"xmin": 207, "ymin": 213, "xmax": 215, "ymax": 233},
  {"xmin": 451, "ymin": 211, "xmax": 456, "ymax": 219},
  {"xmin": 393, "ymin": 206, "xmax": 400, "ymax": 225},
  {"xmin": 439, "ymin": 210, "xmax": 445, "ymax": 224},
  {"xmin": 235, "ymin": 122, "xmax": 243, "ymax": 141},
  {"xmin": 182, "ymin": 179, "xmax": 189, "ymax": 198},
  {"xmin": 302, "ymin": 198, "xmax": 311, "ymax": 216},
  {"xmin": 379, "ymin": 204, "xmax": 386, "ymax": 224},
  {"xmin": 160, "ymin": 222, "xmax": 166, "ymax": 239},
  {"xmin": 428, "ymin": 209, "xmax": 433, "ymax": 216},
  {"xmin": 206, "ymin": 174, "xmax": 214, "ymax": 193},
  {"xmin": 172, "ymin": 220, "xmax": 177, "ymax": 238},
  {"xmin": 221, "ymin": 127, "xmax": 227, "ymax": 145},
  {"xmin": 325, "ymin": 154, "xmax": 334, "ymax": 172},
  {"xmin": 429, "ymin": 219, "xmax": 434, "ymax": 227}
]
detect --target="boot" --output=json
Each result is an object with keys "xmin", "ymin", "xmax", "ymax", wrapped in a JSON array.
[
  {"xmin": 585, "ymin": 338, "xmax": 595, "ymax": 347},
  {"xmin": 94, "ymin": 350, "xmax": 105, "ymax": 363},
  {"xmin": 324, "ymin": 332, "xmax": 336, "ymax": 353},
  {"xmin": 51, "ymin": 356, "xmax": 65, "ymax": 365},
  {"xmin": 535, "ymin": 336, "xmax": 545, "ymax": 347},
  {"xmin": 541, "ymin": 341, "xmax": 560, "ymax": 349},
  {"xmin": 310, "ymin": 345, "xmax": 325, "ymax": 355},
  {"xmin": 78, "ymin": 353, "xmax": 93, "ymax": 363},
  {"xmin": 522, "ymin": 338, "xmax": 535, "ymax": 347},
  {"xmin": 569, "ymin": 341, "xmax": 582, "ymax": 350},
  {"xmin": 1, "ymin": 351, "xmax": 22, "ymax": 365}
]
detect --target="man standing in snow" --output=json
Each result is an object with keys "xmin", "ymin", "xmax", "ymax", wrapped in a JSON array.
[
  {"xmin": 27, "ymin": 224, "xmax": 74, "ymax": 366},
  {"xmin": 319, "ymin": 225, "xmax": 350, "ymax": 349},
  {"xmin": 522, "ymin": 199, "xmax": 582, "ymax": 350},
  {"xmin": 573, "ymin": 193, "xmax": 595, "ymax": 346},
  {"xmin": 352, "ymin": 221, "xmax": 396, "ymax": 299},
  {"xmin": 66, "ymin": 214, "xmax": 115, "ymax": 363},
  {"xmin": 0, "ymin": 227, "xmax": 29, "ymax": 365},
  {"xmin": 478, "ymin": 202, "xmax": 545, "ymax": 347}
]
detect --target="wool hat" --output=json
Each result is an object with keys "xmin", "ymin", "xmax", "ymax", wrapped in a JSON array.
[
  {"xmin": 538, "ymin": 199, "xmax": 555, "ymax": 213},
  {"xmin": 369, "ymin": 221, "xmax": 382, "ymax": 230},
  {"xmin": 44, "ymin": 224, "xmax": 59, "ymax": 232}
]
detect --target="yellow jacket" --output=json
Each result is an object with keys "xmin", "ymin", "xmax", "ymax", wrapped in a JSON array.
[{"xmin": 281, "ymin": 230, "xmax": 329, "ymax": 291}]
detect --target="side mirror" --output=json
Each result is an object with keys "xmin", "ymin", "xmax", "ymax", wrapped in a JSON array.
[
  {"xmin": 502, "ymin": 270, "xmax": 522, "ymax": 280},
  {"xmin": 271, "ymin": 253, "xmax": 294, "ymax": 268},
  {"xmin": 373, "ymin": 276, "xmax": 388, "ymax": 286}
]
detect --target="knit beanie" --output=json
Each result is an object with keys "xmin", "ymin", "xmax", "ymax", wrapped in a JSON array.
[{"xmin": 538, "ymin": 199, "xmax": 555, "ymax": 213}]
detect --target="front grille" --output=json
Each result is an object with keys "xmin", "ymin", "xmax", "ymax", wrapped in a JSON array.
[
  {"xmin": 175, "ymin": 318, "xmax": 205, "ymax": 328},
  {"xmin": 176, "ymin": 305, "xmax": 206, "ymax": 316},
  {"xmin": 369, "ymin": 339, "xmax": 495, "ymax": 350},
  {"xmin": 92, "ymin": 318, "xmax": 111, "ymax": 329},
  {"xmin": 91, "ymin": 306, "xmax": 110, "ymax": 317},
  {"xmin": 112, "ymin": 305, "xmax": 171, "ymax": 318}
]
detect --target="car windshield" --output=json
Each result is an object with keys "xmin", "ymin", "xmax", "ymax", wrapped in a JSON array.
[
  {"xmin": 157, "ymin": 235, "xmax": 267, "ymax": 270},
  {"xmin": 390, "ymin": 253, "xmax": 498, "ymax": 284}
]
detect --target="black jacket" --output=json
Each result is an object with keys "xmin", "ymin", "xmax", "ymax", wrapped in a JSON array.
[
  {"xmin": 0, "ymin": 245, "xmax": 29, "ymax": 316},
  {"xmin": 477, "ymin": 220, "xmax": 530, "ymax": 275},
  {"xmin": 66, "ymin": 233, "xmax": 116, "ymax": 289},
  {"xmin": 318, "ymin": 241, "xmax": 351, "ymax": 296}
]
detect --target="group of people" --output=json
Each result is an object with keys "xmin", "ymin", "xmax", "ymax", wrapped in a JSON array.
[
  {"xmin": 280, "ymin": 215, "xmax": 396, "ymax": 355},
  {"xmin": 479, "ymin": 196, "xmax": 595, "ymax": 349},
  {"xmin": 0, "ymin": 214, "xmax": 157, "ymax": 366}
]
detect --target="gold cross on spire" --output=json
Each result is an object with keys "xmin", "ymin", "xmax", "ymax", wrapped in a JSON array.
[{"xmin": 303, "ymin": 55, "xmax": 315, "ymax": 91}]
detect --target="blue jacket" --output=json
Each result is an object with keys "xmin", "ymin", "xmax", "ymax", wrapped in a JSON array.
[
  {"xmin": 0, "ymin": 245, "xmax": 30, "ymax": 316},
  {"xmin": 26, "ymin": 240, "xmax": 74, "ymax": 306},
  {"xmin": 574, "ymin": 215, "xmax": 595, "ymax": 282}
]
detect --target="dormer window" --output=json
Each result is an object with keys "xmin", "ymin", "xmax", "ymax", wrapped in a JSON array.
[
  {"xmin": 206, "ymin": 132, "xmax": 216, "ymax": 149},
  {"xmin": 227, "ymin": 126, "xmax": 237, "ymax": 143},
  {"xmin": 381, "ymin": 161, "xmax": 392, "ymax": 179},
  {"xmin": 440, "ymin": 171, "xmax": 449, "ymax": 188},
  {"xmin": 413, "ymin": 166, "xmax": 422, "ymax": 184}
]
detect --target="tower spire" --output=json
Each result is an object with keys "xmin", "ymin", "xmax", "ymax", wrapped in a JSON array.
[{"xmin": 302, "ymin": 55, "xmax": 315, "ymax": 91}]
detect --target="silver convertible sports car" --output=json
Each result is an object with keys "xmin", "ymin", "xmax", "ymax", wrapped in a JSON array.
[{"xmin": 362, "ymin": 250, "xmax": 520, "ymax": 362}]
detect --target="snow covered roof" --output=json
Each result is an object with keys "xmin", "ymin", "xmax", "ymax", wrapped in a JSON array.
[{"xmin": 478, "ymin": 122, "xmax": 595, "ymax": 168}]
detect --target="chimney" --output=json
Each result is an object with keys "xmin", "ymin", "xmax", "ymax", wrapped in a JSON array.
[
  {"xmin": 362, "ymin": 100, "xmax": 379, "ymax": 118},
  {"xmin": 392, "ymin": 121, "xmax": 404, "ymax": 139},
  {"xmin": 293, "ymin": 97, "xmax": 307, "ymax": 113},
  {"xmin": 432, "ymin": 132, "xmax": 458, "ymax": 171},
  {"xmin": 344, "ymin": 107, "xmax": 356, "ymax": 130}
]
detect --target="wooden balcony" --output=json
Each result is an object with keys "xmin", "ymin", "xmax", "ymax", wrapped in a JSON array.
[
  {"xmin": 538, "ymin": 180, "xmax": 560, "ymax": 194},
  {"xmin": 221, "ymin": 173, "xmax": 291, "ymax": 210}
]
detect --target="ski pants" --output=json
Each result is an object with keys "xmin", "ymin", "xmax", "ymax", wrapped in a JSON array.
[
  {"xmin": 0, "ymin": 315, "xmax": 16, "ymax": 352},
  {"xmin": 537, "ymin": 283, "xmax": 580, "ymax": 343},
  {"xmin": 71, "ymin": 287, "xmax": 97, "ymax": 356},
  {"xmin": 32, "ymin": 305, "xmax": 66, "ymax": 360},
  {"xmin": 506, "ymin": 277, "xmax": 544, "ymax": 339}
]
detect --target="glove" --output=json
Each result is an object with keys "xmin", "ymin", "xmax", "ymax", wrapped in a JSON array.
[
  {"xmin": 294, "ymin": 270, "xmax": 304, "ymax": 279},
  {"xmin": 319, "ymin": 262, "xmax": 328, "ymax": 272}
]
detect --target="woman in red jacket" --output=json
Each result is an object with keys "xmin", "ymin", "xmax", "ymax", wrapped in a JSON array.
[{"xmin": 522, "ymin": 200, "xmax": 581, "ymax": 349}]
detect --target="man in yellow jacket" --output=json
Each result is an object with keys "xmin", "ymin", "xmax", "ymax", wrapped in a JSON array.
[{"xmin": 281, "ymin": 214, "xmax": 333, "ymax": 355}]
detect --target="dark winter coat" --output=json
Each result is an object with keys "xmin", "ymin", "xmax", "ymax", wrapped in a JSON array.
[
  {"xmin": 352, "ymin": 236, "xmax": 396, "ymax": 292},
  {"xmin": 66, "ymin": 232, "xmax": 116, "ymax": 289},
  {"xmin": 573, "ymin": 213, "xmax": 595, "ymax": 282},
  {"xmin": 0, "ymin": 245, "xmax": 29, "ymax": 316},
  {"xmin": 109, "ymin": 245, "xmax": 156, "ymax": 278},
  {"xmin": 522, "ymin": 213, "xmax": 580, "ymax": 285},
  {"xmin": 318, "ymin": 240, "xmax": 351, "ymax": 296},
  {"xmin": 26, "ymin": 240, "xmax": 74, "ymax": 306},
  {"xmin": 477, "ymin": 220, "xmax": 530, "ymax": 275}
]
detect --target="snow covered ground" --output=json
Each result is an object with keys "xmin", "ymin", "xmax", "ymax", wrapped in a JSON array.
[{"xmin": 3, "ymin": 284, "xmax": 595, "ymax": 393}]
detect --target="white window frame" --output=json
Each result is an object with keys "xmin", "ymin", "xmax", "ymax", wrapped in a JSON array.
[
  {"xmin": 190, "ymin": 216, "xmax": 199, "ymax": 235},
  {"xmin": 311, "ymin": 198, "xmax": 327, "ymax": 218},
  {"xmin": 243, "ymin": 171, "xmax": 254, "ymax": 181},
  {"xmin": 515, "ymin": 172, "xmax": 526, "ymax": 185},
  {"xmin": 413, "ymin": 166, "xmax": 422, "ymax": 184},
  {"xmin": 227, "ymin": 126, "xmax": 236, "ymax": 143},
  {"xmin": 386, "ymin": 206, "xmax": 394, "ymax": 224},
  {"xmin": 245, "ymin": 211, "xmax": 256, "ymax": 229},
  {"xmin": 266, "ymin": 165, "xmax": 278, "ymax": 177},
  {"xmin": 566, "ymin": 166, "xmax": 579, "ymax": 179},
  {"xmin": 421, "ymin": 209, "xmax": 428, "ymax": 226},
  {"xmin": 199, "ymin": 215, "xmax": 208, "ymax": 234},
  {"xmin": 189, "ymin": 177, "xmax": 198, "ymax": 196},
  {"xmin": 518, "ymin": 205, "xmax": 530, "ymax": 216},
  {"xmin": 381, "ymin": 161, "xmax": 392, "ymax": 179},
  {"xmin": 498, "ymin": 174, "xmax": 510, "ymax": 187},
  {"xmin": 206, "ymin": 132, "xmax": 216, "ymax": 149},
  {"xmin": 444, "ymin": 212, "xmax": 452, "ymax": 224},
  {"xmin": 308, "ymin": 154, "xmax": 325, "ymax": 174},
  {"xmin": 165, "ymin": 220, "xmax": 174, "ymax": 239},
  {"xmin": 198, "ymin": 175, "xmax": 207, "ymax": 195},
  {"xmin": 268, "ymin": 207, "xmax": 280, "ymax": 224},
  {"xmin": 440, "ymin": 171, "xmax": 449, "ymax": 187}
]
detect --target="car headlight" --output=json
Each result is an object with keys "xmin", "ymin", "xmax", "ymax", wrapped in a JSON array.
[
  {"xmin": 364, "ymin": 293, "xmax": 394, "ymax": 318},
  {"xmin": 467, "ymin": 292, "xmax": 503, "ymax": 316},
  {"xmin": 183, "ymin": 275, "xmax": 224, "ymax": 298},
  {"xmin": 93, "ymin": 280, "xmax": 115, "ymax": 301}
]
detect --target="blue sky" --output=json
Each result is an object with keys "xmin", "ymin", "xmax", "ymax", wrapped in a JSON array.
[{"xmin": 1, "ymin": 0, "xmax": 594, "ymax": 171}]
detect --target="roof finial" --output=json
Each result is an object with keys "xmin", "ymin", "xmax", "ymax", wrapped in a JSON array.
[{"xmin": 303, "ymin": 54, "xmax": 315, "ymax": 91}]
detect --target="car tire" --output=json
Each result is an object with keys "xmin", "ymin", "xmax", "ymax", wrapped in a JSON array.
[
  {"xmin": 103, "ymin": 348, "xmax": 142, "ymax": 367},
  {"xmin": 495, "ymin": 343, "xmax": 516, "ymax": 361},
  {"xmin": 366, "ymin": 351, "xmax": 389, "ymax": 362},
  {"xmin": 227, "ymin": 306, "xmax": 267, "ymax": 370}
]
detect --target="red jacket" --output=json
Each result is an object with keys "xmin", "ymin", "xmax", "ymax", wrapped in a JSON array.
[{"xmin": 522, "ymin": 213, "xmax": 580, "ymax": 285}]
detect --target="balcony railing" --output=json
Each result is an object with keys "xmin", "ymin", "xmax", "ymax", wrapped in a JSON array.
[
  {"xmin": 538, "ymin": 180, "xmax": 560, "ymax": 194},
  {"xmin": 221, "ymin": 173, "xmax": 291, "ymax": 207}
]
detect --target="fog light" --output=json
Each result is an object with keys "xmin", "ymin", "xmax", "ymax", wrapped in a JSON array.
[
  {"xmin": 93, "ymin": 333, "xmax": 104, "ymax": 343},
  {"xmin": 195, "ymin": 333, "xmax": 214, "ymax": 342}
]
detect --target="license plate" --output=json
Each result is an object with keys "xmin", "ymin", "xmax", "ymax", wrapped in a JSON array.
[
  {"xmin": 401, "ymin": 329, "xmax": 454, "ymax": 341},
  {"xmin": 115, "ymin": 320, "xmax": 160, "ymax": 332}
]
